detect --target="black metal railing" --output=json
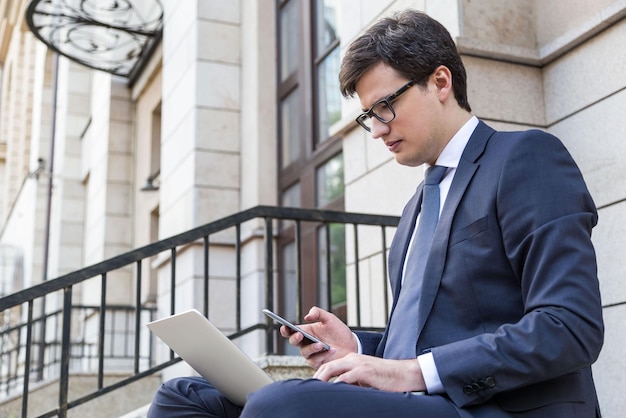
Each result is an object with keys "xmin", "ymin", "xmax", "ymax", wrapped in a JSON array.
[
  {"xmin": 0, "ymin": 305, "xmax": 156, "ymax": 394},
  {"xmin": 0, "ymin": 205, "xmax": 399, "ymax": 417}
]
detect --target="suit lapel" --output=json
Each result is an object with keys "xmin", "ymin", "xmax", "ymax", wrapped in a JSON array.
[{"xmin": 414, "ymin": 121, "xmax": 495, "ymax": 341}]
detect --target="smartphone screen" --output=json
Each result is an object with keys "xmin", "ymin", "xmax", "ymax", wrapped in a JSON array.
[{"xmin": 262, "ymin": 309, "xmax": 330, "ymax": 350}]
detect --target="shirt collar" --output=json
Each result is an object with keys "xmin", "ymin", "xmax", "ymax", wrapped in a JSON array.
[{"xmin": 430, "ymin": 115, "xmax": 479, "ymax": 170}]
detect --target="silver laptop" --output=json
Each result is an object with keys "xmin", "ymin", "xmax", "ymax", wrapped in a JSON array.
[{"xmin": 147, "ymin": 309, "xmax": 274, "ymax": 406}]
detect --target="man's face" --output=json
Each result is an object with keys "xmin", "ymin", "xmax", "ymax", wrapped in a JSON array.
[{"xmin": 355, "ymin": 63, "xmax": 447, "ymax": 167}]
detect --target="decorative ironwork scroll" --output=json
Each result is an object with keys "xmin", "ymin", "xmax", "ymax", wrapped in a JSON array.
[{"xmin": 26, "ymin": 0, "xmax": 163, "ymax": 78}]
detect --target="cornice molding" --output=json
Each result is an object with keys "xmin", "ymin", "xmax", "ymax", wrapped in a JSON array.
[{"xmin": 457, "ymin": 1, "xmax": 626, "ymax": 67}]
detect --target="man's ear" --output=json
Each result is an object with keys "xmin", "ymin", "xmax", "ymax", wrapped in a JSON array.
[{"xmin": 432, "ymin": 65, "xmax": 453, "ymax": 102}]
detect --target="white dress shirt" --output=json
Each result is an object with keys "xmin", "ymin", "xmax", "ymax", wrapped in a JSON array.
[{"xmin": 416, "ymin": 116, "xmax": 479, "ymax": 394}]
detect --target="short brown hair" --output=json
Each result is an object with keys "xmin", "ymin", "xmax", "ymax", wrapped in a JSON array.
[{"xmin": 339, "ymin": 9, "xmax": 471, "ymax": 112}]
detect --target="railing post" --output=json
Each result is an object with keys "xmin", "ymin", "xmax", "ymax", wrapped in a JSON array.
[
  {"xmin": 20, "ymin": 301, "xmax": 34, "ymax": 418},
  {"xmin": 203, "ymin": 235, "xmax": 210, "ymax": 316},
  {"xmin": 134, "ymin": 261, "xmax": 142, "ymax": 374},
  {"xmin": 264, "ymin": 217, "xmax": 274, "ymax": 354},
  {"xmin": 98, "ymin": 273, "xmax": 107, "ymax": 389},
  {"xmin": 353, "ymin": 223, "xmax": 361, "ymax": 327},
  {"xmin": 236, "ymin": 224, "xmax": 242, "ymax": 332},
  {"xmin": 58, "ymin": 287, "xmax": 73, "ymax": 418},
  {"xmin": 295, "ymin": 220, "xmax": 302, "ymax": 321},
  {"xmin": 324, "ymin": 223, "xmax": 332, "ymax": 314},
  {"xmin": 170, "ymin": 248, "xmax": 176, "ymax": 316}
]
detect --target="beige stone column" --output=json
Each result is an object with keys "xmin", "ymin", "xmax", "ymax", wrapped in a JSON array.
[
  {"xmin": 160, "ymin": 1, "xmax": 241, "ymax": 238},
  {"xmin": 78, "ymin": 69, "xmax": 134, "ymax": 307},
  {"xmin": 157, "ymin": 0, "xmax": 245, "ymax": 379}
]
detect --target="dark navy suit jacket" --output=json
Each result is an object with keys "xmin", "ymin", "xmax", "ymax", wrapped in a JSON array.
[{"xmin": 356, "ymin": 121, "xmax": 604, "ymax": 417}]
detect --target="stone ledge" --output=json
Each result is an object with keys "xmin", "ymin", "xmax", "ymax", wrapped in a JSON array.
[{"xmin": 255, "ymin": 354, "xmax": 315, "ymax": 380}]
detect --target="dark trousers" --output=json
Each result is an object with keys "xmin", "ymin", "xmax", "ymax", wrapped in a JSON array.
[{"xmin": 147, "ymin": 377, "xmax": 461, "ymax": 418}]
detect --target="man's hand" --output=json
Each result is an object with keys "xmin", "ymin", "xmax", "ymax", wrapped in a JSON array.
[
  {"xmin": 280, "ymin": 306, "xmax": 357, "ymax": 369},
  {"xmin": 313, "ymin": 353, "xmax": 427, "ymax": 393}
]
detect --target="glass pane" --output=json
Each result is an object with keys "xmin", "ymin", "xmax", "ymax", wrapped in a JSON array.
[
  {"xmin": 317, "ymin": 224, "xmax": 346, "ymax": 321},
  {"xmin": 315, "ymin": 0, "xmax": 338, "ymax": 56},
  {"xmin": 281, "ymin": 182, "xmax": 301, "ymax": 208},
  {"xmin": 281, "ymin": 242, "xmax": 300, "ymax": 355},
  {"xmin": 279, "ymin": 0, "xmax": 299, "ymax": 82},
  {"xmin": 316, "ymin": 153, "xmax": 344, "ymax": 207},
  {"xmin": 280, "ymin": 183, "xmax": 301, "ymax": 231},
  {"xmin": 316, "ymin": 47, "xmax": 341, "ymax": 144},
  {"xmin": 280, "ymin": 88, "xmax": 301, "ymax": 168}
]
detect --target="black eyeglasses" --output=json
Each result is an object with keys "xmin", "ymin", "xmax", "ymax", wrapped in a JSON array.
[{"xmin": 355, "ymin": 80, "xmax": 416, "ymax": 132}]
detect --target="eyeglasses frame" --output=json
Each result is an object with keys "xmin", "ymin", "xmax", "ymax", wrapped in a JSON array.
[{"xmin": 355, "ymin": 80, "xmax": 416, "ymax": 132}]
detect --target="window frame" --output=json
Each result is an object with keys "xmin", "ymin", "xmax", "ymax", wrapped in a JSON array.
[{"xmin": 275, "ymin": 0, "xmax": 347, "ymax": 331}]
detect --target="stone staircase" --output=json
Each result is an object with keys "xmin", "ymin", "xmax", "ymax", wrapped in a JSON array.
[
  {"xmin": 0, "ymin": 355, "xmax": 313, "ymax": 418},
  {"xmin": 0, "ymin": 373, "xmax": 162, "ymax": 418}
]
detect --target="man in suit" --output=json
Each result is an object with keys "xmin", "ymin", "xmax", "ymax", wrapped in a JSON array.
[{"xmin": 148, "ymin": 9, "xmax": 603, "ymax": 417}]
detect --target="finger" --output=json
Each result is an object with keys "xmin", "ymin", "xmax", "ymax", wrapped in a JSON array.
[
  {"xmin": 304, "ymin": 306, "xmax": 328, "ymax": 323},
  {"xmin": 307, "ymin": 355, "xmax": 326, "ymax": 370},
  {"xmin": 325, "ymin": 360, "xmax": 366, "ymax": 386},
  {"xmin": 288, "ymin": 331, "xmax": 304, "ymax": 347},
  {"xmin": 313, "ymin": 359, "xmax": 344, "ymax": 381},
  {"xmin": 332, "ymin": 369, "xmax": 355, "ymax": 385},
  {"xmin": 303, "ymin": 306, "xmax": 320, "ymax": 322},
  {"xmin": 305, "ymin": 347, "xmax": 339, "ymax": 370},
  {"xmin": 313, "ymin": 362, "xmax": 330, "ymax": 380},
  {"xmin": 279, "ymin": 325, "xmax": 295, "ymax": 338},
  {"xmin": 300, "ymin": 342, "xmax": 327, "ymax": 359}
]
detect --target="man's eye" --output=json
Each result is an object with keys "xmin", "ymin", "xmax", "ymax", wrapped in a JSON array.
[
  {"xmin": 374, "ymin": 101, "xmax": 393, "ymax": 119},
  {"xmin": 375, "ymin": 102, "xmax": 390, "ymax": 111}
]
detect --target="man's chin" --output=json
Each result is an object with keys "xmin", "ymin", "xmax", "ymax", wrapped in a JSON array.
[{"xmin": 394, "ymin": 155, "xmax": 421, "ymax": 167}]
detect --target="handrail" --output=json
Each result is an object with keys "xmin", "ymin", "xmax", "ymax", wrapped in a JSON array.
[
  {"xmin": 0, "ymin": 205, "xmax": 400, "ymax": 417},
  {"xmin": 0, "ymin": 206, "xmax": 399, "ymax": 311}
]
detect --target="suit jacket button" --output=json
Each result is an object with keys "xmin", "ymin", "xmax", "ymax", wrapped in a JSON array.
[
  {"xmin": 463, "ymin": 385, "xmax": 474, "ymax": 395},
  {"xmin": 485, "ymin": 376, "xmax": 495, "ymax": 388}
]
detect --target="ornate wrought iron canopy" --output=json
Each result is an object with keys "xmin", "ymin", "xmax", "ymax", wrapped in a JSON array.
[{"xmin": 26, "ymin": 0, "xmax": 163, "ymax": 79}]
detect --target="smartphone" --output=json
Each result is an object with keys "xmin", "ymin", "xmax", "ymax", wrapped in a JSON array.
[{"xmin": 262, "ymin": 308, "xmax": 330, "ymax": 350}]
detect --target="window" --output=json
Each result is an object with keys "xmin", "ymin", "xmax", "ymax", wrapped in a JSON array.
[
  {"xmin": 276, "ymin": 0, "xmax": 343, "ymax": 181},
  {"xmin": 281, "ymin": 182, "xmax": 301, "ymax": 208},
  {"xmin": 313, "ymin": 0, "xmax": 341, "ymax": 145},
  {"xmin": 276, "ymin": 0, "xmax": 347, "ymax": 335},
  {"xmin": 150, "ymin": 103, "xmax": 161, "ymax": 179},
  {"xmin": 279, "ymin": 0, "xmax": 299, "ymax": 83},
  {"xmin": 316, "ymin": 153, "xmax": 343, "ymax": 207},
  {"xmin": 280, "ymin": 90, "xmax": 301, "ymax": 169},
  {"xmin": 317, "ymin": 223, "xmax": 346, "ymax": 318}
]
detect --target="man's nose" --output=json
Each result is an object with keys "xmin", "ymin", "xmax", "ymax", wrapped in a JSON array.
[{"xmin": 370, "ymin": 118, "xmax": 390, "ymax": 139}]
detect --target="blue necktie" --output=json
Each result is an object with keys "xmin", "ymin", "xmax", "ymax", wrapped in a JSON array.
[{"xmin": 384, "ymin": 165, "xmax": 448, "ymax": 359}]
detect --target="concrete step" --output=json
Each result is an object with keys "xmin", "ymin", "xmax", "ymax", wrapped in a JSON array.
[
  {"xmin": 0, "ymin": 373, "xmax": 162, "ymax": 418},
  {"xmin": 119, "ymin": 403, "xmax": 151, "ymax": 418}
]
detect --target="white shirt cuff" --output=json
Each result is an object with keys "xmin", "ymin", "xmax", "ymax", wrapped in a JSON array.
[
  {"xmin": 352, "ymin": 332, "xmax": 363, "ymax": 354},
  {"xmin": 417, "ymin": 352, "xmax": 445, "ymax": 394}
]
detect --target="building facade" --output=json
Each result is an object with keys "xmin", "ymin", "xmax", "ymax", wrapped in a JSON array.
[{"xmin": 0, "ymin": 0, "xmax": 624, "ymax": 415}]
